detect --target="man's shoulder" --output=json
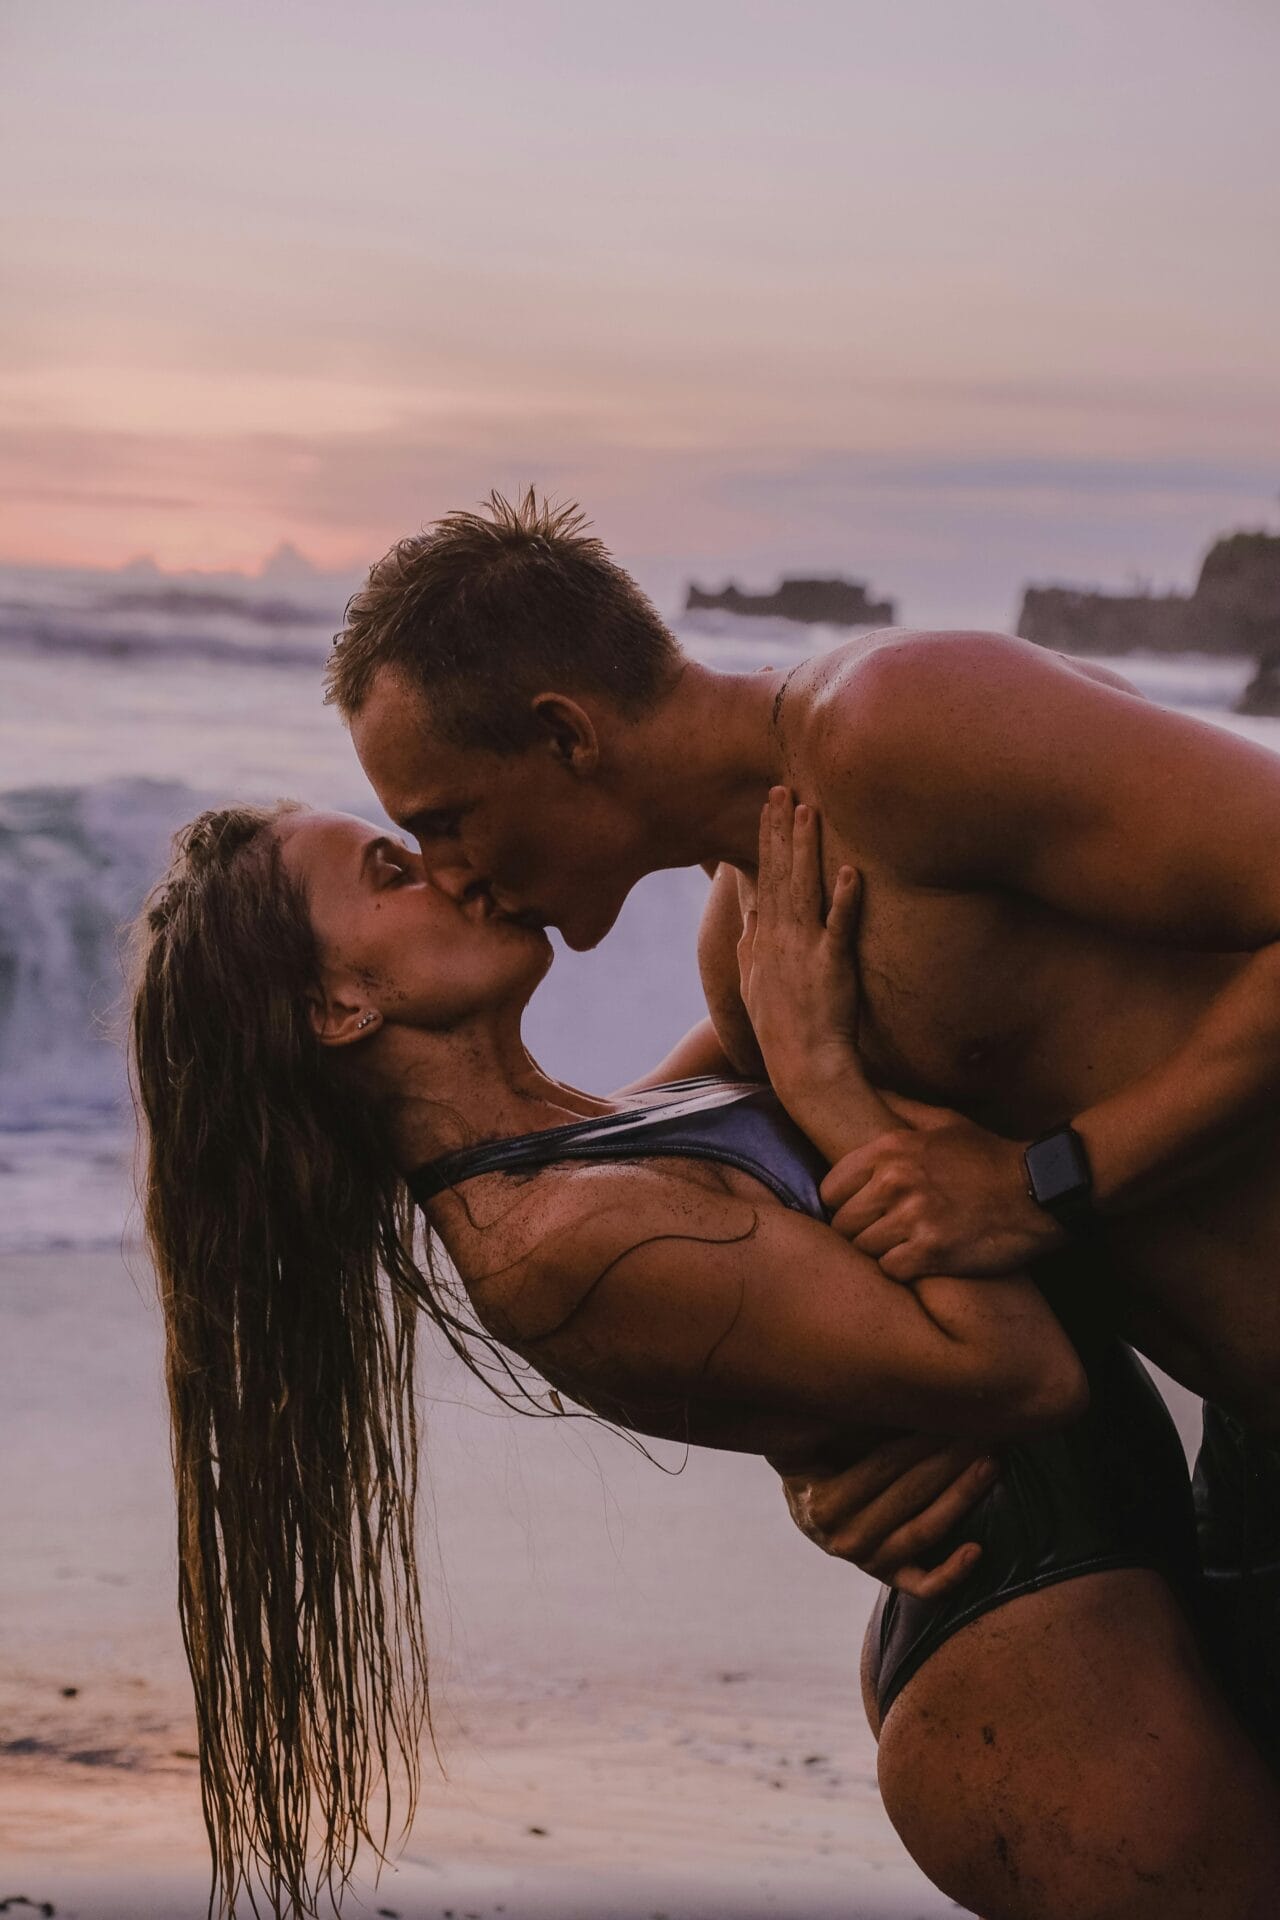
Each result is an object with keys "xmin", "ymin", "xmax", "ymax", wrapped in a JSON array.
[
  {"xmin": 801, "ymin": 628, "xmax": 1034, "ymax": 788},
  {"xmin": 808, "ymin": 626, "xmax": 1033, "ymax": 717}
]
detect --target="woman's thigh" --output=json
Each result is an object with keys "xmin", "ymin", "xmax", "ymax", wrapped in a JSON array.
[{"xmin": 870, "ymin": 1568, "xmax": 1280, "ymax": 1920}]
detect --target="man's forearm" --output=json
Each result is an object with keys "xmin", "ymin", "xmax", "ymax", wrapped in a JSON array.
[{"xmin": 1074, "ymin": 940, "xmax": 1280, "ymax": 1212}]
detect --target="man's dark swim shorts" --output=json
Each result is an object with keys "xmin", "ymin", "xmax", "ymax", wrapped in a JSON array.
[{"xmin": 1194, "ymin": 1401, "xmax": 1280, "ymax": 1771}]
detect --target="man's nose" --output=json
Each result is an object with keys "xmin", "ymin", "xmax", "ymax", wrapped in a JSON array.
[{"xmin": 424, "ymin": 859, "xmax": 477, "ymax": 903}]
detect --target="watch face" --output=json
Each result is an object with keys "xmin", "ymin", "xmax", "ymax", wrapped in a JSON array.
[{"xmin": 1026, "ymin": 1129, "xmax": 1090, "ymax": 1206}]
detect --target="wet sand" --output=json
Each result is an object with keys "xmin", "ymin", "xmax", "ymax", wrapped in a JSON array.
[{"xmin": 0, "ymin": 1247, "xmax": 965, "ymax": 1918}]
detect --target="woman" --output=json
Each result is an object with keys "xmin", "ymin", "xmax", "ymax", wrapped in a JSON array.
[{"xmin": 131, "ymin": 794, "xmax": 1280, "ymax": 1920}]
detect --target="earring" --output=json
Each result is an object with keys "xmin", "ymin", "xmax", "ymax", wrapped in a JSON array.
[{"xmin": 356, "ymin": 1011, "xmax": 377, "ymax": 1031}]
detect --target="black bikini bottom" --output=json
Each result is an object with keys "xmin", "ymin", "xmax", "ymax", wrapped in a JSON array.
[
  {"xmin": 865, "ymin": 1327, "xmax": 1200, "ymax": 1723},
  {"xmin": 1193, "ymin": 1401, "xmax": 1280, "ymax": 1771}
]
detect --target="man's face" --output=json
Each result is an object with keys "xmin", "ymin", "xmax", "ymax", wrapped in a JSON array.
[{"xmin": 349, "ymin": 669, "xmax": 643, "ymax": 951}]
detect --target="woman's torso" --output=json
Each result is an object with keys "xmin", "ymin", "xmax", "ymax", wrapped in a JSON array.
[
  {"xmin": 420, "ymin": 1082, "xmax": 909, "ymax": 1451},
  {"xmin": 412, "ymin": 1077, "xmax": 1201, "ymax": 1670},
  {"xmin": 411, "ymin": 1077, "xmax": 1178, "ymax": 1468},
  {"xmin": 413, "ymin": 1076, "xmax": 848, "ymax": 1461}
]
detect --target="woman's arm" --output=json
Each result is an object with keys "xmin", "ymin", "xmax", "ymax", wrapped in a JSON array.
[{"xmin": 494, "ymin": 1163, "xmax": 1087, "ymax": 1449}]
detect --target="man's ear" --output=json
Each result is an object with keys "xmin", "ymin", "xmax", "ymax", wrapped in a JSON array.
[
  {"xmin": 529, "ymin": 693, "xmax": 600, "ymax": 773},
  {"xmin": 307, "ymin": 987, "xmax": 382, "ymax": 1049}
]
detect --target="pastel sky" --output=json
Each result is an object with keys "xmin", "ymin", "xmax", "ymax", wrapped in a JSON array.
[{"xmin": 3, "ymin": 0, "xmax": 1278, "ymax": 624}]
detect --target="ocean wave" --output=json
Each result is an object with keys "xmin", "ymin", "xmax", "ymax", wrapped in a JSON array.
[
  {"xmin": 0, "ymin": 778, "xmax": 209, "ymax": 1130},
  {"xmin": 0, "ymin": 774, "xmax": 715, "ymax": 1249},
  {"xmin": 0, "ymin": 565, "xmax": 343, "ymax": 670},
  {"xmin": 0, "ymin": 608, "xmax": 333, "ymax": 670}
]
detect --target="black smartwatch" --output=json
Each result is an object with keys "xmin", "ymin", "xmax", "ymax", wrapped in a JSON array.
[{"xmin": 1023, "ymin": 1123, "xmax": 1093, "ymax": 1231}]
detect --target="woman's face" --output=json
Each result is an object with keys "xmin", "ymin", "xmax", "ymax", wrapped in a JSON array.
[{"xmin": 277, "ymin": 809, "xmax": 552, "ymax": 1034}]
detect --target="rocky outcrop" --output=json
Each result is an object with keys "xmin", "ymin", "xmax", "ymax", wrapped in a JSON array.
[
  {"xmin": 685, "ymin": 576, "xmax": 896, "ymax": 627},
  {"xmin": 1017, "ymin": 588, "xmax": 1197, "ymax": 654},
  {"xmin": 1017, "ymin": 531, "xmax": 1280, "ymax": 659},
  {"xmin": 1192, "ymin": 533, "xmax": 1280, "ymax": 656},
  {"xmin": 1238, "ymin": 649, "xmax": 1280, "ymax": 716}
]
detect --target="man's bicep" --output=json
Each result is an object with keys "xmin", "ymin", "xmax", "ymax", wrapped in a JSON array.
[{"xmin": 1007, "ymin": 681, "xmax": 1280, "ymax": 945}]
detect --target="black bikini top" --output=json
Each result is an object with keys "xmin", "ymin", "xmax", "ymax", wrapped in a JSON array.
[{"xmin": 407, "ymin": 1075, "xmax": 829, "ymax": 1219}]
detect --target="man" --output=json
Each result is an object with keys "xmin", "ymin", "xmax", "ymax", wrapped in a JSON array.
[{"xmin": 326, "ymin": 489, "xmax": 1280, "ymax": 1764}]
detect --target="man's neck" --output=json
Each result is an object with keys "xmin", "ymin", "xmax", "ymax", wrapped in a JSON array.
[{"xmin": 617, "ymin": 660, "xmax": 790, "ymax": 873}]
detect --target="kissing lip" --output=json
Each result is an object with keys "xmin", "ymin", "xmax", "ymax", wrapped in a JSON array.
[
  {"xmin": 454, "ymin": 879, "xmax": 499, "ymax": 923},
  {"xmin": 484, "ymin": 890, "xmax": 548, "ymax": 930}
]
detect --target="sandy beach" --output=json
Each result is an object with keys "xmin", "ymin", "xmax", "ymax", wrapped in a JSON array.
[{"xmin": 0, "ymin": 1245, "xmax": 974, "ymax": 1919}]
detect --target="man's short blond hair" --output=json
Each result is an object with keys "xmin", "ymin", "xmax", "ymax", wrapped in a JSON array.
[{"xmin": 325, "ymin": 488, "xmax": 683, "ymax": 751}]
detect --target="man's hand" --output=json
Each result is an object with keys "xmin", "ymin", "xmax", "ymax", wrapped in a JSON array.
[
  {"xmin": 820, "ymin": 1097, "xmax": 1064, "ymax": 1281},
  {"xmin": 777, "ymin": 1434, "xmax": 999, "ymax": 1598},
  {"xmin": 737, "ymin": 787, "xmax": 862, "ymax": 1098}
]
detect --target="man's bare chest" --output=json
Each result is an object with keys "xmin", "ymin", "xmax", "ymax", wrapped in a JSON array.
[
  {"xmin": 844, "ymin": 868, "xmax": 1060, "ymax": 1119},
  {"xmin": 708, "ymin": 846, "xmax": 1067, "ymax": 1121},
  {"xmin": 707, "ymin": 814, "xmax": 1217, "ymax": 1137}
]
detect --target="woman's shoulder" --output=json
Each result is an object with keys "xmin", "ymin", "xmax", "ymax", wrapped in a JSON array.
[{"xmin": 447, "ymin": 1156, "xmax": 766, "ymax": 1348}]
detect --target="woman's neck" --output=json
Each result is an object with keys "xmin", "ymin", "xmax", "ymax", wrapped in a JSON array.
[{"xmin": 371, "ymin": 1011, "xmax": 616, "ymax": 1172}]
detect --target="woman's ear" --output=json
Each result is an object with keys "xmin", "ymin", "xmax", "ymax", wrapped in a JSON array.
[{"xmin": 307, "ymin": 988, "xmax": 381, "ymax": 1048}]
